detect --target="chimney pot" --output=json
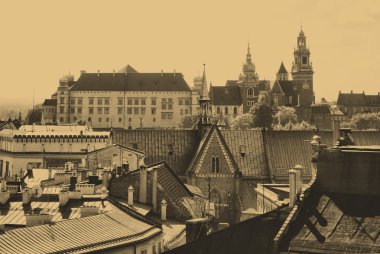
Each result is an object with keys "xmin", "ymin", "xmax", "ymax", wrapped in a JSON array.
[
  {"xmin": 161, "ymin": 199, "xmax": 167, "ymax": 221},
  {"xmin": 22, "ymin": 189, "xmax": 31, "ymax": 205},
  {"xmin": 139, "ymin": 166, "xmax": 147, "ymax": 203},
  {"xmin": 293, "ymin": 165, "xmax": 303, "ymax": 195},
  {"xmin": 289, "ymin": 169, "xmax": 297, "ymax": 208},
  {"xmin": 128, "ymin": 185, "xmax": 134, "ymax": 206}
]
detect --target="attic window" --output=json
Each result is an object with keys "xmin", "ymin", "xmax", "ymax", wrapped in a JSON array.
[
  {"xmin": 167, "ymin": 144, "xmax": 174, "ymax": 155},
  {"xmin": 130, "ymin": 143, "xmax": 138, "ymax": 150},
  {"xmin": 240, "ymin": 145, "xmax": 246, "ymax": 157}
]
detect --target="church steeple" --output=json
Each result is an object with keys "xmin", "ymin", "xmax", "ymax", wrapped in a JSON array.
[
  {"xmin": 277, "ymin": 62, "xmax": 289, "ymax": 81},
  {"xmin": 239, "ymin": 43, "xmax": 259, "ymax": 86},
  {"xmin": 198, "ymin": 64, "xmax": 210, "ymax": 125}
]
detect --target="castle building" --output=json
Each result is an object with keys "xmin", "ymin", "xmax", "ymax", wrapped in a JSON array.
[
  {"xmin": 42, "ymin": 65, "xmax": 200, "ymax": 129},
  {"xmin": 337, "ymin": 91, "xmax": 380, "ymax": 118}
]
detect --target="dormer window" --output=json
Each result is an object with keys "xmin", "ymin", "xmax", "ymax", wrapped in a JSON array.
[
  {"xmin": 167, "ymin": 144, "xmax": 174, "ymax": 155},
  {"xmin": 240, "ymin": 145, "xmax": 246, "ymax": 157}
]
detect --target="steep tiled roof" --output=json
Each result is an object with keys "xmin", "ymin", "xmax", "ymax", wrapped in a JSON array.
[
  {"xmin": 110, "ymin": 161, "xmax": 195, "ymax": 221},
  {"xmin": 165, "ymin": 206, "xmax": 290, "ymax": 254},
  {"xmin": 112, "ymin": 129, "xmax": 200, "ymax": 176},
  {"xmin": 277, "ymin": 80, "xmax": 295, "ymax": 95},
  {"xmin": 42, "ymin": 99, "xmax": 57, "ymax": 106},
  {"xmin": 210, "ymin": 86, "xmax": 242, "ymax": 105},
  {"xmin": 118, "ymin": 64, "xmax": 139, "ymax": 73},
  {"xmin": 311, "ymin": 104, "xmax": 331, "ymax": 114},
  {"xmin": 220, "ymin": 129, "xmax": 268, "ymax": 178},
  {"xmin": 0, "ymin": 209, "xmax": 161, "ymax": 254},
  {"xmin": 365, "ymin": 95, "xmax": 380, "ymax": 106},
  {"xmin": 225, "ymin": 80, "xmax": 238, "ymax": 86},
  {"xmin": 337, "ymin": 93, "xmax": 367, "ymax": 106},
  {"xmin": 70, "ymin": 73, "xmax": 191, "ymax": 91},
  {"xmin": 87, "ymin": 143, "xmax": 145, "ymax": 156},
  {"xmin": 240, "ymin": 180, "xmax": 258, "ymax": 211},
  {"xmin": 277, "ymin": 62, "xmax": 288, "ymax": 74}
]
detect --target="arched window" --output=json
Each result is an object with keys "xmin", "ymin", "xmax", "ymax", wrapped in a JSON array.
[
  {"xmin": 211, "ymin": 156, "xmax": 220, "ymax": 173},
  {"xmin": 224, "ymin": 107, "xmax": 228, "ymax": 115},
  {"xmin": 247, "ymin": 88, "xmax": 254, "ymax": 97},
  {"xmin": 217, "ymin": 107, "xmax": 221, "ymax": 114},
  {"xmin": 233, "ymin": 107, "xmax": 238, "ymax": 115},
  {"xmin": 215, "ymin": 157, "xmax": 220, "ymax": 173}
]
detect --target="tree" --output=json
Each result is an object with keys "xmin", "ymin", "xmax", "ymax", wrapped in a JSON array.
[
  {"xmin": 273, "ymin": 106, "xmax": 298, "ymax": 126},
  {"xmin": 249, "ymin": 103, "xmax": 274, "ymax": 129},
  {"xmin": 230, "ymin": 113, "xmax": 253, "ymax": 130},
  {"xmin": 25, "ymin": 105, "xmax": 42, "ymax": 124},
  {"xmin": 178, "ymin": 113, "xmax": 227, "ymax": 128},
  {"xmin": 273, "ymin": 120, "xmax": 314, "ymax": 130},
  {"xmin": 350, "ymin": 112, "xmax": 380, "ymax": 130}
]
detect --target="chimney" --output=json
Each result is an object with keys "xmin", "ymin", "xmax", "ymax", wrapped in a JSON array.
[
  {"xmin": 22, "ymin": 188, "xmax": 31, "ymax": 205},
  {"xmin": 97, "ymin": 70, "xmax": 100, "ymax": 77},
  {"xmin": 80, "ymin": 205, "xmax": 99, "ymax": 217},
  {"xmin": 48, "ymin": 169, "xmax": 53, "ymax": 179},
  {"xmin": 59, "ymin": 189, "xmax": 70, "ymax": 207},
  {"xmin": 25, "ymin": 213, "xmax": 53, "ymax": 227},
  {"xmin": 102, "ymin": 170, "xmax": 110, "ymax": 189},
  {"xmin": 351, "ymin": 90, "xmax": 353, "ymax": 94},
  {"xmin": 0, "ymin": 178, "xmax": 6, "ymax": 191},
  {"xmin": 161, "ymin": 69, "xmax": 163, "ymax": 77},
  {"xmin": 139, "ymin": 165, "xmax": 147, "ymax": 203},
  {"xmin": 173, "ymin": 69, "xmax": 176, "ymax": 77},
  {"xmin": 113, "ymin": 69, "xmax": 115, "ymax": 77},
  {"xmin": 128, "ymin": 185, "xmax": 134, "ymax": 206},
  {"xmin": 152, "ymin": 167, "xmax": 158, "ymax": 212},
  {"xmin": 289, "ymin": 169, "xmax": 297, "ymax": 208},
  {"xmin": 161, "ymin": 199, "xmax": 167, "ymax": 221},
  {"xmin": 332, "ymin": 115, "xmax": 340, "ymax": 146},
  {"xmin": 293, "ymin": 165, "xmax": 303, "ymax": 195}
]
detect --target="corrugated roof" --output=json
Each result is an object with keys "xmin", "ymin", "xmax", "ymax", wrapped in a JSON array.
[
  {"xmin": 70, "ymin": 73, "xmax": 191, "ymax": 92},
  {"xmin": 210, "ymin": 86, "xmax": 242, "ymax": 105},
  {"xmin": 0, "ymin": 209, "xmax": 161, "ymax": 254}
]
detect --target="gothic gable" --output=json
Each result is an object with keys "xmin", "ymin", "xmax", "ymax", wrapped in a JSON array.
[{"xmin": 187, "ymin": 125, "xmax": 238, "ymax": 177}]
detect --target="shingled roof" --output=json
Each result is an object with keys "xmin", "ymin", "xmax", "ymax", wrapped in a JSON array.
[
  {"xmin": 42, "ymin": 99, "xmax": 57, "ymax": 106},
  {"xmin": 277, "ymin": 62, "xmax": 288, "ymax": 74},
  {"xmin": 210, "ymin": 86, "xmax": 242, "ymax": 106},
  {"xmin": 70, "ymin": 72, "xmax": 191, "ymax": 92},
  {"xmin": 337, "ymin": 92, "xmax": 367, "ymax": 106}
]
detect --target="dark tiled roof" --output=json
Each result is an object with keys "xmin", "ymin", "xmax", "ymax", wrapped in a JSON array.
[
  {"xmin": 240, "ymin": 180, "xmax": 258, "ymax": 211},
  {"xmin": 42, "ymin": 99, "xmax": 57, "ymax": 106},
  {"xmin": 88, "ymin": 143, "xmax": 145, "ymax": 156},
  {"xmin": 118, "ymin": 64, "xmax": 139, "ymax": 73},
  {"xmin": 365, "ymin": 95, "xmax": 380, "ymax": 106},
  {"xmin": 311, "ymin": 104, "xmax": 331, "ymax": 114},
  {"xmin": 225, "ymin": 80, "xmax": 238, "ymax": 86},
  {"xmin": 165, "ymin": 206, "xmax": 290, "ymax": 254},
  {"xmin": 210, "ymin": 86, "xmax": 242, "ymax": 105},
  {"xmin": 70, "ymin": 73, "xmax": 191, "ymax": 91},
  {"xmin": 277, "ymin": 62, "xmax": 288, "ymax": 74},
  {"xmin": 278, "ymin": 80, "xmax": 295, "ymax": 95},
  {"xmin": 112, "ymin": 129, "xmax": 200, "ymax": 176},
  {"xmin": 110, "ymin": 161, "xmax": 194, "ymax": 221},
  {"xmin": 221, "ymin": 129, "xmax": 268, "ymax": 178},
  {"xmin": 337, "ymin": 93, "xmax": 367, "ymax": 106},
  {"xmin": 0, "ymin": 209, "xmax": 161, "ymax": 254},
  {"xmin": 281, "ymin": 191, "xmax": 380, "ymax": 253}
]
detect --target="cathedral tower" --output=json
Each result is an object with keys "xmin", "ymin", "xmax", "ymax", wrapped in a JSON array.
[
  {"xmin": 291, "ymin": 28, "xmax": 314, "ymax": 107},
  {"xmin": 239, "ymin": 44, "xmax": 259, "ymax": 86},
  {"xmin": 276, "ymin": 62, "xmax": 289, "ymax": 81}
]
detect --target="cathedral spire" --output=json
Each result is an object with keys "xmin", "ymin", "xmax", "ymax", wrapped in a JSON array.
[
  {"xmin": 200, "ymin": 64, "xmax": 209, "ymax": 101},
  {"xmin": 198, "ymin": 64, "xmax": 210, "ymax": 126},
  {"xmin": 246, "ymin": 43, "xmax": 252, "ymax": 63}
]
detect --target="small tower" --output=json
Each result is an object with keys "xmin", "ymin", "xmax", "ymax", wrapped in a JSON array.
[
  {"xmin": 198, "ymin": 64, "xmax": 210, "ymax": 126},
  {"xmin": 276, "ymin": 62, "xmax": 289, "ymax": 81}
]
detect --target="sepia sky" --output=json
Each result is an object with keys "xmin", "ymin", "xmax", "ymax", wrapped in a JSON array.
[{"xmin": 1, "ymin": 0, "xmax": 380, "ymax": 105}]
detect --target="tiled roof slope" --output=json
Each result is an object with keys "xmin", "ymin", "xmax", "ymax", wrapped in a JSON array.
[
  {"xmin": 337, "ymin": 93, "xmax": 367, "ymax": 105},
  {"xmin": 165, "ymin": 206, "xmax": 290, "ymax": 254},
  {"xmin": 220, "ymin": 129, "xmax": 268, "ymax": 178},
  {"xmin": 112, "ymin": 129, "xmax": 200, "ymax": 176},
  {"xmin": 70, "ymin": 72, "xmax": 191, "ymax": 91},
  {"xmin": 0, "ymin": 210, "xmax": 161, "ymax": 254},
  {"xmin": 240, "ymin": 181, "xmax": 258, "ymax": 211},
  {"xmin": 210, "ymin": 86, "xmax": 242, "ymax": 105},
  {"xmin": 42, "ymin": 99, "xmax": 57, "ymax": 106},
  {"xmin": 281, "ymin": 191, "xmax": 380, "ymax": 253},
  {"xmin": 110, "ymin": 162, "xmax": 194, "ymax": 221}
]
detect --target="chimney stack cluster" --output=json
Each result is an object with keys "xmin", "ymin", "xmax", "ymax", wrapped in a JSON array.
[{"xmin": 289, "ymin": 164, "xmax": 304, "ymax": 208}]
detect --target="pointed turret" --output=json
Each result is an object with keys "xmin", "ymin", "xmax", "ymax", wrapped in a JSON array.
[
  {"xmin": 239, "ymin": 43, "xmax": 259, "ymax": 86},
  {"xmin": 276, "ymin": 62, "xmax": 289, "ymax": 81},
  {"xmin": 198, "ymin": 64, "xmax": 210, "ymax": 126}
]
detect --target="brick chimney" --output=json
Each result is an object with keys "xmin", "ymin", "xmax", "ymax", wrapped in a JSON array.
[
  {"xmin": 22, "ymin": 188, "xmax": 31, "ymax": 205},
  {"xmin": 293, "ymin": 165, "xmax": 303, "ymax": 195},
  {"xmin": 161, "ymin": 199, "xmax": 167, "ymax": 221},
  {"xmin": 80, "ymin": 205, "xmax": 99, "ymax": 217},
  {"xmin": 289, "ymin": 169, "xmax": 297, "ymax": 208},
  {"xmin": 59, "ymin": 189, "xmax": 70, "ymax": 207},
  {"xmin": 102, "ymin": 170, "xmax": 110, "ymax": 189},
  {"xmin": 139, "ymin": 165, "xmax": 147, "ymax": 203},
  {"xmin": 128, "ymin": 185, "xmax": 134, "ymax": 206},
  {"xmin": 152, "ymin": 167, "xmax": 158, "ymax": 212}
]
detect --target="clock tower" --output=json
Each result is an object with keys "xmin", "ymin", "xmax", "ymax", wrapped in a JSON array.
[{"xmin": 291, "ymin": 27, "xmax": 314, "ymax": 107}]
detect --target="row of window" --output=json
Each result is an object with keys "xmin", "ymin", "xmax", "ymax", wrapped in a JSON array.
[
  {"xmin": 216, "ymin": 106, "xmax": 238, "ymax": 115},
  {"xmin": 59, "ymin": 97, "xmax": 192, "ymax": 106},
  {"xmin": 14, "ymin": 138, "xmax": 107, "ymax": 143}
]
